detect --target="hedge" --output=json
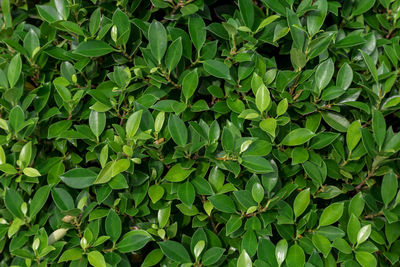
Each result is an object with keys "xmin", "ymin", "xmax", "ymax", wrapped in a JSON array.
[{"xmin": 1, "ymin": 0, "xmax": 400, "ymax": 266}]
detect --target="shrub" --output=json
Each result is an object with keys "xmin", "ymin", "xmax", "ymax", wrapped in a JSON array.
[{"xmin": 1, "ymin": 0, "xmax": 400, "ymax": 266}]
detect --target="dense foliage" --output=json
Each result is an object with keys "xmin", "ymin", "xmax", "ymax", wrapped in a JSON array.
[{"xmin": 1, "ymin": 0, "xmax": 400, "ymax": 266}]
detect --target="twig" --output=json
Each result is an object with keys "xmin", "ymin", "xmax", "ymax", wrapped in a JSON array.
[{"xmin": 355, "ymin": 170, "xmax": 375, "ymax": 192}]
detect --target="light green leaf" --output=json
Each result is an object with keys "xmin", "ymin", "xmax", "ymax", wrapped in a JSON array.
[
  {"xmin": 237, "ymin": 250, "xmax": 252, "ymax": 267},
  {"xmin": 87, "ymin": 251, "xmax": 106, "ymax": 267},
  {"xmin": 8, "ymin": 53, "xmax": 22, "ymax": 88},
  {"xmin": 315, "ymin": 58, "xmax": 334, "ymax": 92},
  {"xmin": 286, "ymin": 244, "xmax": 305, "ymax": 267},
  {"xmin": 164, "ymin": 164, "xmax": 194, "ymax": 182},
  {"xmin": 293, "ymin": 188, "xmax": 310, "ymax": 218},
  {"xmin": 319, "ymin": 202, "xmax": 344, "ymax": 227},
  {"xmin": 281, "ymin": 128, "xmax": 315, "ymax": 146},
  {"xmin": 89, "ymin": 110, "xmax": 106, "ymax": 138},
  {"xmin": 255, "ymin": 85, "xmax": 270, "ymax": 113},
  {"xmin": 346, "ymin": 120, "xmax": 362, "ymax": 151},
  {"xmin": 126, "ymin": 110, "xmax": 143, "ymax": 139},
  {"xmin": 275, "ymin": 239, "xmax": 288, "ymax": 267}
]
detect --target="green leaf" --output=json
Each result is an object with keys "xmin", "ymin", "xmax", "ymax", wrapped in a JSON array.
[
  {"xmin": 357, "ymin": 224, "xmax": 371, "ymax": 246},
  {"xmin": 260, "ymin": 118, "xmax": 277, "ymax": 137},
  {"xmin": 321, "ymin": 112, "xmax": 350, "ymax": 132},
  {"xmin": 353, "ymin": 0, "xmax": 376, "ymax": 16},
  {"xmin": 168, "ymin": 115, "xmax": 188, "ymax": 146},
  {"xmin": 177, "ymin": 181, "xmax": 195, "ymax": 206},
  {"xmin": 52, "ymin": 188, "xmax": 74, "ymax": 211},
  {"xmin": 126, "ymin": 110, "xmax": 143, "ymax": 139},
  {"xmin": 19, "ymin": 141, "xmax": 32, "ymax": 167},
  {"xmin": 148, "ymin": 20, "xmax": 167, "ymax": 63},
  {"xmin": 112, "ymin": 8, "xmax": 131, "ymax": 45},
  {"xmin": 372, "ymin": 109, "xmax": 386, "ymax": 149},
  {"xmin": 381, "ymin": 171, "xmax": 397, "ymax": 207},
  {"xmin": 336, "ymin": 35, "xmax": 366, "ymax": 49},
  {"xmin": 182, "ymin": 70, "xmax": 198, "ymax": 101},
  {"xmin": 165, "ymin": 37, "xmax": 182, "ymax": 72},
  {"xmin": 0, "ymin": 163, "xmax": 18, "ymax": 175},
  {"xmin": 241, "ymin": 156, "xmax": 274, "ymax": 173},
  {"xmin": 202, "ymin": 247, "xmax": 225, "ymax": 266},
  {"xmin": 348, "ymin": 214, "xmax": 361, "ymax": 244},
  {"xmin": 24, "ymin": 29, "xmax": 40, "ymax": 58},
  {"xmin": 315, "ymin": 58, "xmax": 334, "ymax": 92},
  {"xmin": 158, "ymin": 240, "xmax": 192, "ymax": 263},
  {"xmin": 208, "ymin": 194, "xmax": 236, "ymax": 213},
  {"xmin": 291, "ymin": 147, "xmax": 309, "ymax": 165},
  {"xmin": 203, "ymin": 60, "xmax": 230, "ymax": 80},
  {"xmin": 117, "ymin": 230, "xmax": 153, "ymax": 253},
  {"xmin": 189, "ymin": 15, "xmax": 206, "ymax": 51},
  {"xmin": 158, "ymin": 205, "xmax": 171, "ymax": 228},
  {"xmin": 251, "ymin": 183, "xmax": 264, "ymax": 203},
  {"xmin": 148, "ymin": 185, "xmax": 165, "ymax": 204},
  {"xmin": 281, "ymin": 128, "xmax": 315, "ymax": 146},
  {"xmin": 312, "ymin": 234, "xmax": 331, "ymax": 258},
  {"xmin": 60, "ymin": 168, "xmax": 97, "ymax": 189},
  {"xmin": 286, "ymin": 8, "xmax": 305, "ymax": 50},
  {"xmin": 256, "ymin": 15, "xmax": 280, "ymax": 32},
  {"xmin": 89, "ymin": 110, "xmax": 106, "ymax": 138},
  {"xmin": 319, "ymin": 202, "xmax": 344, "ymax": 227},
  {"xmin": 89, "ymin": 8, "xmax": 101, "ymax": 36},
  {"xmin": 255, "ymin": 85, "xmax": 270, "ymax": 113},
  {"xmin": 1, "ymin": 0, "xmax": 11, "ymax": 28},
  {"xmin": 237, "ymin": 250, "xmax": 252, "ymax": 267},
  {"xmin": 226, "ymin": 215, "xmax": 242, "ymax": 235},
  {"xmin": 141, "ymin": 249, "xmax": 164, "ymax": 267},
  {"xmin": 275, "ymin": 239, "xmax": 288, "ymax": 267},
  {"xmin": 355, "ymin": 251, "xmax": 377, "ymax": 267},
  {"xmin": 94, "ymin": 161, "xmax": 115, "ymax": 184},
  {"xmin": 286, "ymin": 244, "xmax": 305, "ymax": 267},
  {"xmin": 53, "ymin": 77, "xmax": 71, "ymax": 102},
  {"xmin": 293, "ymin": 188, "xmax": 310, "ymax": 218},
  {"xmin": 9, "ymin": 106, "xmax": 24, "ymax": 133},
  {"xmin": 346, "ymin": 120, "xmax": 362, "ymax": 151},
  {"xmin": 23, "ymin": 167, "xmax": 41, "ymax": 177},
  {"xmin": 5, "ymin": 188, "xmax": 24, "ymax": 218},
  {"xmin": 164, "ymin": 164, "xmax": 194, "ymax": 182},
  {"xmin": 239, "ymin": 0, "xmax": 254, "ymax": 28},
  {"xmin": 36, "ymin": 5, "xmax": 62, "ymax": 23},
  {"xmin": 276, "ymin": 98, "xmax": 288, "ymax": 116},
  {"xmin": 106, "ymin": 209, "xmax": 122, "ymax": 242},
  {"xmin": 87, "ymin": 251, "xmax": 106, "ymax": 267},
  {"xmin": 336, "ymin": 63, "xmax": 353, "ymax": 90},
  {"xmin": 30, "ymin": 185, "xmax": 51, "ymax": 218},
  {"xmin": 8, "ymin": 53, "xmax": 22, "ymax": 88},
  {"xmin": 262, "ymin": 0, "xmax": 286, "ymax": 15},
  {"xmin": 360, "ymin": 50, "xmax": 378, "ymax": 83},
  {"xmin": 73, "ymin": 41, "xmax": 115, "ymax": 57},
  {"xmin": 58, "ymin": 248, "xmax": 82, "ymax": 263},
  {"xmin": 307, "ymin": 0, "xmax": 328, "ymax": 37},
  {"xmin": 332, "ymin": 238, "xmax": 352, "ymax": 254},
  {"xmin": 112, "ymin": 159, "xmax": 130, "ymax": 177},
  {"xmin": 349, "ymin": 192, "xmax": 365, "ymax": 217},
  {"xmin": 290, "ymin": 48, "xmax": 306, "ymax": 71}
]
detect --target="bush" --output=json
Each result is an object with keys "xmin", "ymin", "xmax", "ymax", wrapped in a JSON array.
[{"xmin": 1, "ymin": 0, "xmax": 400, "ymax": 266}]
